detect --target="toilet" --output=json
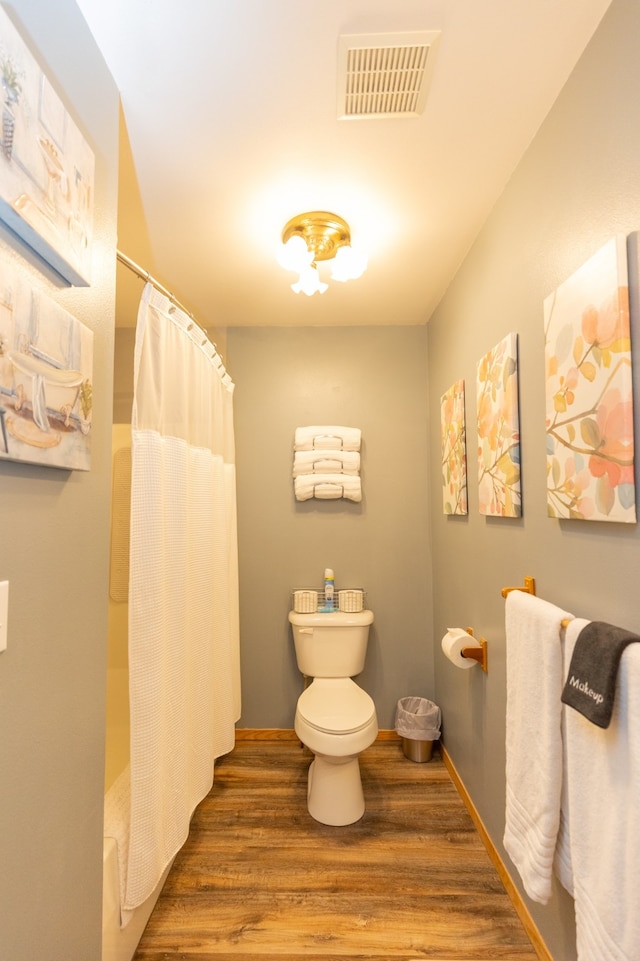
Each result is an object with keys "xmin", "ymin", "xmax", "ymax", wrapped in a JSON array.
[{"xmin": 288, "ymin": 608, "xmax": 378, "ymax": 826}]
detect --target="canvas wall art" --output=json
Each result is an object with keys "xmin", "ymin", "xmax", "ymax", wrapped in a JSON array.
[
  {"xmin": 544, "ymin": 235, "xmax": 635, "ymax": 523},
  {"xmin": 476, "ymin": 332, "xmax": 521, "ymax": 517},
  {"xmin": 0, "ymin": 7, "xmax": 94, "ymax": 285},
  {"xmin": 0, "ymin": 259, "xmax": 93, "ymax": 469},
  {"xmin": 440, "ymin": 378, "xmax": 468, "ymax": 514}
]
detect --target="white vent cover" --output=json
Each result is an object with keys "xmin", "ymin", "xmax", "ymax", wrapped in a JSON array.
[{"xmin": 337, "ymin": 31, "xmax": 441, "ymax": 120}]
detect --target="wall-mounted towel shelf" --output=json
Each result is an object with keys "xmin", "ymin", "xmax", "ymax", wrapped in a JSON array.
[{"xmin": 293, "ymin": 425, "xmax": 362, "ymax": 501}]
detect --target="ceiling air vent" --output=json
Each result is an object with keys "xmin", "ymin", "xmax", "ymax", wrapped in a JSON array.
[{"xmin": 337, "ymin": 31, "xmax": 441, "ymax": 120}]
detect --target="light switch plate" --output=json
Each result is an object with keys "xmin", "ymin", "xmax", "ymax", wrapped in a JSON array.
[{"xmin": 0, "ymin": 581, "xmax": 8, "ymax": 652}]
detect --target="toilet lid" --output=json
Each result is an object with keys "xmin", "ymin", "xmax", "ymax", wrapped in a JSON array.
[{"xmin": 297, "ymin": 678, "xmax": 375, "ymax": 734}]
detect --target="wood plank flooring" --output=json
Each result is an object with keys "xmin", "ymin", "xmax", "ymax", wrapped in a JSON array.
[{"xmin": 133, "ymin": 738, "xmax": 540, "ymax": 961}]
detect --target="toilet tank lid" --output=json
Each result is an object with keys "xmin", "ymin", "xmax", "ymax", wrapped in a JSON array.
[{"xmin": 288, "ymin": 610, "xmax": 373, "ymax": 626}]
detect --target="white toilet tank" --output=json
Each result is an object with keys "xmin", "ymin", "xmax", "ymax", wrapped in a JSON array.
[{"xmin": 288, "ymin": 610, "xmax": 374, "ymax": 678}]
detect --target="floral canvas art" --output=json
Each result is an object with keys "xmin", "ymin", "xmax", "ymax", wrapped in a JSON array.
[
  {"xmin": 476, "ymin": 332, "xmax": 521, "ymax": 517},
  {"xmin": 440, "ymin": 378, "xmax": 468, "ymax": 514},
  {"xmin": 544, "ymin": 235, "xmax": 635, "ymax": 522}
]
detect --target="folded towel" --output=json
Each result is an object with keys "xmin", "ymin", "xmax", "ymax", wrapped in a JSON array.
[
  {"xmin": 294, "ymin": 474, "xmax": 361, "ymax": 502},
  {"xmin": 503, "ymin": 590, "xmax": 571, "ymax": 904},
  {"xmin": 561, "ymin": 620, "xmax": 640, "ymax": 728},
  {"xmin": 556, "ymin": 617, "xmax": 640, "ymax": 960},
  {"xmin": 294, "ymin": 425, "xmax": 361, "ymax": 451},
  {"xmin": 292, "ymin": 449, "xmax": 360, "ymax": 476}
]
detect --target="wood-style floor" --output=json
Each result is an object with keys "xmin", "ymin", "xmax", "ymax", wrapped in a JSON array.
[{"xmin": 133, "ymin": 738, "xmax": 540, "ymax": 961}]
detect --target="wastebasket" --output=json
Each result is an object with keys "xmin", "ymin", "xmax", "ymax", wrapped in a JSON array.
[{"xmin": 395, "ymin": 696, "xmax": 441, "ymax": 762}]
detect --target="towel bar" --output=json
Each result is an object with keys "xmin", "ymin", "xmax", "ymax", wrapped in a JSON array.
[
  {"xmin": 501, "ymin": 575, "xmax": 536, "ymax": 598},
  {"xmin": 501, "ymin": 576, "xmax": 573, "ymax": 630}
]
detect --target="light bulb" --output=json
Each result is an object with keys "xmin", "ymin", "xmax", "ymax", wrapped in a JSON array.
[
  {"xmin": 277, "ymin": 235, "xmax": 313, "ymax": 272},
  {"xmin": 291, "ymin": 264, "xmax": 328, "ymax": 296},
  {"xmin": 330, "ymin": 245, "xmax": 368, "ymax": 282}
]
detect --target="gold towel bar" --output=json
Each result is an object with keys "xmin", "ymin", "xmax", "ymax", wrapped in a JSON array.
[
  {"xmin": 501, "ymin": 576, "xmax": 573, "ymax": 630},
  {"xmin": 501, "ymin": 575, "xmax": 536, "ymax": 598}
]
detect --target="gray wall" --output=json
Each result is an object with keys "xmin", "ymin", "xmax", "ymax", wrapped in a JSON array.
[
  {"xmin": 226, "ymin": 325, "xmax": 433, "ymax": 730},
  {"xmin": 0, "ymin": 3, "xmax": 118, "ymax": 959},
  {"xmin": 428, "ymin": 1, "xmax": 640, "ymax": 958}
]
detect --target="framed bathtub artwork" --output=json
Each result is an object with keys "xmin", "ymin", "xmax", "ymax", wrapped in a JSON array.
[
  {"xmin": 440, "ymin": 378, "xmax": 468, "ymax": 514},
  {"xmin": 476, "ymin": 332, "xmax": 521, "ymax": 517},
  {"xmin": 0, "ymin": 7, "xmax": 94, "ymax": 286},
  {"xmin": 544, "ymin": 235, "xmax": 635, "ymax": 523},
  {"xmin": 0, "ymin": 260, "xmax": 93, "ymax": 470}
]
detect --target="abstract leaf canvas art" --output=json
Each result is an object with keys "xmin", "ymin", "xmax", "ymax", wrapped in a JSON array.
[
  {"xmin": 476, "ymin": 333, "xmax": 521, "ymax": 517},
  {"xmin": 440, "ymin": 378, "xmax": 467, "ymax": 515},
  {"xmin": 544, "ymin": 235, "xmax": 635, "ymax": 522}
]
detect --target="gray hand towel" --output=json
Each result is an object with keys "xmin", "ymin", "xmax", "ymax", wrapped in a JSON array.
[{"xmin": 561, "ymin": 620, "xmax": 640, "ymax": 728}]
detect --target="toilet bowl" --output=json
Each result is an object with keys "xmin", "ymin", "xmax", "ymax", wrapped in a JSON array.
[
  {"xmin": 289, "ymin": 609, "xmax": 378, "ymax": 826},
  {"xmin": 295, "ymin": 677, "xmax": 378, "ymax": 825}
]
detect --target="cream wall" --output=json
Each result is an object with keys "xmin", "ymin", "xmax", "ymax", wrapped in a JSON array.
[
  {"xmin": 226, "ymin": 325, "xmax": 433, "ymax": 730},
  {"xmin": 428, "ymin": 1, "xmax": 640, "ymax": 958},
  {"xmin": 0, "ymin": 2, "xmax": 119, "ymax": 959}
]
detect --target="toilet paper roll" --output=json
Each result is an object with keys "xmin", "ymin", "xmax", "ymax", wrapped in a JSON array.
[{"xmin": 441, "ymin": 627, "xmax": 481, "ymax": 669}]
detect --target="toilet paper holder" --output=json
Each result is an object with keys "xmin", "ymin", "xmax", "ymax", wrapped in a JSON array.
[{"xmin": 461, "ymin": 627, "xmax": 488, "ymax": 673}]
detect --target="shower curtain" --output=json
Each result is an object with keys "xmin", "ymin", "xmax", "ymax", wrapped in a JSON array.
[{"xmin": 124, "ymin": 282, "xmax": 240, "ymax": 914}]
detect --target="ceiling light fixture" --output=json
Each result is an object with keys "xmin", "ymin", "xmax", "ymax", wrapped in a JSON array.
[{"xmin": 278, "ymin": 211, "xmax": 367, "ymax": 296}]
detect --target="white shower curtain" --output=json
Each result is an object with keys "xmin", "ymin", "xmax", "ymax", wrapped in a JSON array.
[{"xmin": 124, "ymin": 282, "xmax": 240, "ymax": 913}]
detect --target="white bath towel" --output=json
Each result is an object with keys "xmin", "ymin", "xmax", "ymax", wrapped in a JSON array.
[
  {"xmin": 294, "ymin": 473, "xmax": 361, "ymax": 502},
  {"xmin": 292, "ymin": 449, "xmax": 360, "ymax": 476},
  {"xmin": 555, "ymin": 618, "xmax": 640, "ymax": 961},
  {"xmin": 503, "ymin": 590, "xmax": 572, "ymax": 904},
  {"xmin": 294, "ymin": 425, "xmax": 361, "ymax": 451}
]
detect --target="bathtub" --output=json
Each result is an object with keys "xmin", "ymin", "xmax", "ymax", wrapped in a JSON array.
[
  {"xmin": 103, "ymin": 426, "xmax": 173, "ymax": 961},
  {"xmin": 102, "ymin": 838, "xmax": 173, "ymax": 961},
  {"xmin": 102, "ymin": 666, "xmax": 174, "ymax": 961}
]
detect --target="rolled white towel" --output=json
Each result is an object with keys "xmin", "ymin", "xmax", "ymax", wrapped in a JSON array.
[
  {"xmin": 293, "ymin": 450, "xmax": 360, "ymax": 476},
  {"xmin": 294, "ymin": 474, "xmax": 361, "ymax": 502},
  {"xmin": 294, "ymin": 425, "xmax": 361, "ymax": 451}
]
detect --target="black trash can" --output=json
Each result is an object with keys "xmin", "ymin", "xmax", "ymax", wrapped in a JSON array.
[{"xmin": 395, "ymin": 696, "xmax": 441, "ymax": 762}]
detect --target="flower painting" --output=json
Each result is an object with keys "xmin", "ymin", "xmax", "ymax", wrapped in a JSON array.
[
  {"xmin": 544, "ymin": 236, "xmax": 635, "ymax": 523},
  {"xmin": 441, "ymin": 378, "xmax": 468, "ymax": 514},
  {"xmin": 476, "ymin": 333, "xmax": 521, "ymax": 517}
]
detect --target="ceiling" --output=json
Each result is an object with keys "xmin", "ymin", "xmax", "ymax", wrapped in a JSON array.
[{"xmin": 76, "ymin": 0, "xmax": 612, "ymax": 330}]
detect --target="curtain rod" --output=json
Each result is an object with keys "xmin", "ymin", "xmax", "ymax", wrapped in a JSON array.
[
  {"xmin": 116, "ymin": 249, "xmax": 208, "ymax": 338},
  {"xmin": 116, "ymin": 249, "xmax": 231, "ymax": 383}
]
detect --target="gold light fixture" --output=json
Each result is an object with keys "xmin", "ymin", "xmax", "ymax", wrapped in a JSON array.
[{"xmin": 277, "ymin": 211, "xmax": 367, "ymax": 296}]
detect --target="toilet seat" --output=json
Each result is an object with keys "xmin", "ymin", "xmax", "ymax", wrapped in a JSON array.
[{"xmin": 297, "ymin": 677, "xmax": 375, "ymax": 735}]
